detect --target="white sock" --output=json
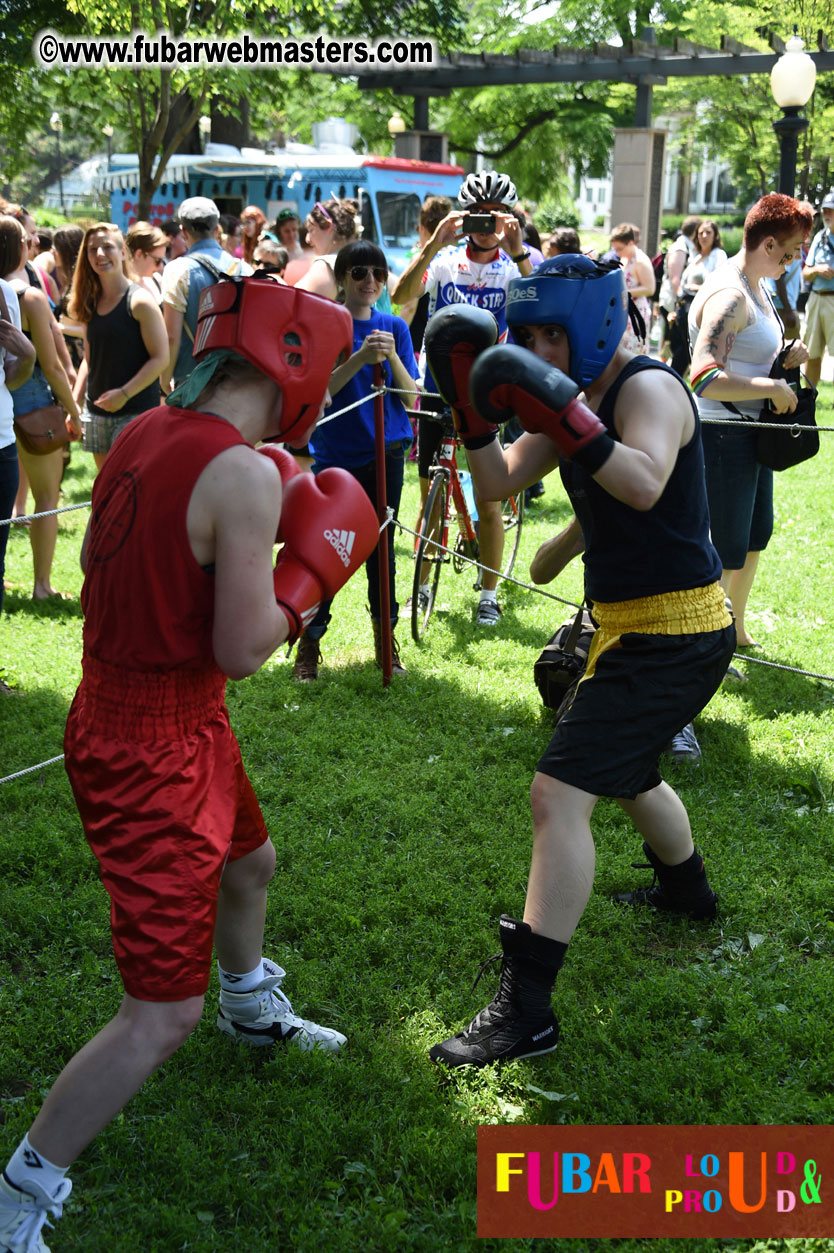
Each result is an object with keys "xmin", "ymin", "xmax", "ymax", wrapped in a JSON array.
[
  {"xmin": 217, "ymin": 959, "xmax": 265, "ymax": 994},
  {"xmin": 480, "ymin": 589, "xmax": 497, "ymax": 604},
  {"xmin": 4, "ymin": 1134, "xmax": 68, "ymax": 1197}
]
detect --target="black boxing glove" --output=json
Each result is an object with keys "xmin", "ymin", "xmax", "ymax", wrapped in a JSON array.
[
  {"xmin": 423, "ymin": 304, "xmax": 500, "ymax": 448},
  {"xmin": 469, "ymin": 344, "xmax": 615, "ymax": 474}
]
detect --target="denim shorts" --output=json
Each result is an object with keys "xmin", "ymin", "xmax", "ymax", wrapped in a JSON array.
[{"xmin": 701, "ymin": 421, "xmax": 773, "ymax": 569}]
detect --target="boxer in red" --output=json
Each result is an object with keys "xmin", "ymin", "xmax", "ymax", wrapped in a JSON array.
[{"xmin": 0, "ymin": 277, "xmax": 379, "ymax": 1253}]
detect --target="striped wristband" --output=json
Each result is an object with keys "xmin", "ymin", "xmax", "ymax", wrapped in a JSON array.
[{"xmin": 690, "ymin": 363, "xmax": 723, "ymax": 396}]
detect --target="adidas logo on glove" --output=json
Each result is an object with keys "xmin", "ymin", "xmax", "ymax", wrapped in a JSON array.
[{"xmin": 324, "ymin": 529, "xmax": 356, "ymax": 568}]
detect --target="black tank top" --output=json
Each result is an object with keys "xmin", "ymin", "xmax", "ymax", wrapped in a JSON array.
[
  {"xmin": 560, "ymin": 356, "xmax": 721, "ymax": 602},
  {"xmin": 87, "ymin": 284, "xmax": 160, "ymax": 416}
]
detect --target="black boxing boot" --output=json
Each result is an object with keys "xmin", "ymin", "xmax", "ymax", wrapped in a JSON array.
[
  {"xmin": 430, "ymin": 915, "xmax": 565, "ymax": 1068},
  {"xmin": 615, "ymin": 843, "xmax": 718, "ymax": 920}
]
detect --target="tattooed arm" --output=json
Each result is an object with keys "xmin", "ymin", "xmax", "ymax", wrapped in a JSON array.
[{"xmin": 690, "ymin": 289, "xmax": 797, "ymax": 415}]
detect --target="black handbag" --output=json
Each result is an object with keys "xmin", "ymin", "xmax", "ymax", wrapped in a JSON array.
[
  {"xmin": 756, "ymin": 348, "xmax": 819, "ymax": 472},
  {"xmin": 533, "ymin": 607, "xmax": 596, "ymax": 722}
]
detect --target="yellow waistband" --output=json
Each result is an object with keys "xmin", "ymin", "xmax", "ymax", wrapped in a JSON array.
[{"xmin": 590, "ymin": 582, "xmax": 731, "ymax": 636}]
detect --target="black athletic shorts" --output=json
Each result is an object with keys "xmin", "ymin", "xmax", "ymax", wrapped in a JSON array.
[{"xmin": 537, "ymin": 622, "xmax": 736, "ymax": 800}]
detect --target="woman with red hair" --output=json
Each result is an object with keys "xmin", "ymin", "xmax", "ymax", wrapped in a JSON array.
[
  {"xmin": 688, "ymin": 193, "xmax": 813, "ymax": 646},
  {"xmin": 238, "ymin": 206, "xmax": 266, "ymax": 267}
]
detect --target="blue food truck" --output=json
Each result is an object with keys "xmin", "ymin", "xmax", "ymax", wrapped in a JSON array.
[{"xmin": 101, "ymin": 145, "xmax": 464, "ymax": 271}]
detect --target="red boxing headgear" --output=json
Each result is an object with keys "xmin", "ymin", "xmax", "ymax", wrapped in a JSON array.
[{"xmin": 192, "ymin": 277, "xmax": 353, "ymax": 442}]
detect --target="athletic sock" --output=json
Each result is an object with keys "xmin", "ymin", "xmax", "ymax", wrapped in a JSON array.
[
  {"xmin": 479, "ymin": 589, "xmax": 497, "ymax": 605},
  {"xmin": 4, "ymin": 1134, "xmax": 69, "ymax": 1196},
  {"xmin": 217, "ymin": 959, "xmax": 266, "ymax": 995}
]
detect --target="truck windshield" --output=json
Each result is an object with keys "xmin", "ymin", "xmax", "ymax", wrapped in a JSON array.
[{"xmin": 376, "ymin": 191, "xmax": 421, "ymax": 250}]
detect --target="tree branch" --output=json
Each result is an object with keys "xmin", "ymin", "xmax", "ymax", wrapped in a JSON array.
[{"xmin": 451, "ymin": 106, "xmax": 559, "ymax": 157}]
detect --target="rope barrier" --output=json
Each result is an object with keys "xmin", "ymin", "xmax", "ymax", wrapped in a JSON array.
[
  {"xmin": 3, "ymin": 380, "xmax": 833, "ymax": 785},
  {"xmin": 388, "ymin": 511, "xmax": 834, "ymax": 682},
  {"xmin": 392, "ymin": 509, "xmax": 583, "ymax": 611},
  {"xmin": 1, "ymin": 501, "xmax": 92, "ymax": 528},
  {"xmin": 700, "ymin": 415, "xmax": 834, "ymax": 432},
  {"xmin": 0, "ymin": 755, "xmax": 65, "ymax": 786}
]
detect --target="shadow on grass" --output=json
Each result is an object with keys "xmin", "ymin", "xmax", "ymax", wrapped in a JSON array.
[
  {"xmin": 724, "ymin": 648, "xmax": 834, "ymax": 718},
  {"xmin": 2, "ymin": 587, "xmax": 83, "ymax": 620}
]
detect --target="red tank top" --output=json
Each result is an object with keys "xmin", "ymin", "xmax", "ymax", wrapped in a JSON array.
[{"xmin": 82, "ymin": 406, "xmax": 249, "ymax": 673}]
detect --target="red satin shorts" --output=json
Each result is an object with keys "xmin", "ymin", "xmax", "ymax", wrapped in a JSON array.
[{"xmin": 64, "ymin": 660, "xmax": 268, "ymax": 1002}]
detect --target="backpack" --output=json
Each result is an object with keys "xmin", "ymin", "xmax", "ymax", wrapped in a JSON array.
[
  {"xmin": 651, "ymin": 250, "xmax": 667, "ymax": 301},
  {"xmin": 533, "ymin": 607, "xmax": 597, "ymax": 722}
]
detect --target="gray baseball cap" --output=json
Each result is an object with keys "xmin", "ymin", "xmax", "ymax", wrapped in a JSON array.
[
  {"xmin": 178, "ymin": 196, "xmax": 220, "ymax": 227},
  {"xmin": 820, "ymin": 188, "xmax": 834, "ymax": 210}
]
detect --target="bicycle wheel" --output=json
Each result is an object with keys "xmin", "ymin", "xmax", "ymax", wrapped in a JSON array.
[
  {"xmin": 500, "ymin": 489, "xmax": 524, "ymax": 579},
  {"xmin": 411, "ymin": 474, "xmax": 448, "ymax": 641}
]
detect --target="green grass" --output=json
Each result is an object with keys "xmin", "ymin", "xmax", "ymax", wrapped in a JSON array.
[{"xmin": 2, "ymin": 395, "xmax": 834, "ymax": 1252}]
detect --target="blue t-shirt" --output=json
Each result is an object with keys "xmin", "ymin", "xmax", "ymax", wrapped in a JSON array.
[
  {"xmin": 310, "ymin": 309, "xmax": 417, "ymax": 469},
  {"xmin": 763, "ymin": 257, "xmax": 802, "ymax": 311}
]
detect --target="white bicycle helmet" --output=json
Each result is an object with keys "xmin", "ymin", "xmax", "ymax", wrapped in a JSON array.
[{"xmin": 457, "ymin": 171, "xmax": 518, "ymax": 210}]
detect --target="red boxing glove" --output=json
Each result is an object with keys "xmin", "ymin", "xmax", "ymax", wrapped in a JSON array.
[
  {"xmin": 258, "ymin": 444, "xmax": 303, "ymax": 542},
  {"xmin": 423, "ymin": 304, "xmax": 500, "ymax": 448},
  {"xmin": 272, "ymin": 468, "xmax": 379, "ymax": 642},
  {"xmin": 469, "ymin": 345, "xmax": 615, "ymax": 473}
]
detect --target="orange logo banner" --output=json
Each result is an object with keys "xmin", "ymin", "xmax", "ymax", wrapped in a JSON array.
[{"xmin": 477, "ymin": 1125, "xmax": 831, "ymax": 1238}]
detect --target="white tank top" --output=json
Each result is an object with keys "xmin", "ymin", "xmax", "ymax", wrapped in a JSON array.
[{"xmin": 688, "ymin": 262, "xmax": 783, "ymax": 422}]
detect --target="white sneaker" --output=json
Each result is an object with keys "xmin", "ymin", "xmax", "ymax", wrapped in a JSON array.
[
  {"xmin": 476, "ymin": 599, "xmax": 501, "ymax": 626},
  {"xmin": 663, "ymin": 722, "xmax": 702, "ymax": 763},
  {"xmin": 0, "ymin": 1172, "xmax": 71, "ymax": 1253},
  {"xmin": 217, "ymin": 959, "xmax": 346, "ymax": 1052}
]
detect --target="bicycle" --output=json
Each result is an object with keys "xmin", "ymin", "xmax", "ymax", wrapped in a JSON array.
[{"xmin": 410, "ymin": 423, "xmax": 524, "ymax": 641}]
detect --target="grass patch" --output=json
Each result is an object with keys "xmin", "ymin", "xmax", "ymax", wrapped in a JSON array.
[{"xmin": 2, "ymin": 397, "xmax": 834, "ymax": 1252}]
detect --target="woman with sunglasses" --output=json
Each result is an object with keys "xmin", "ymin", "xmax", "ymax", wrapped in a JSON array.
[
  {"xmin": 293, "ymin": 241, "xmax": 418, "ymax": 681},
  {"xmin": 252, "ymin": 240, "xmax": 288, "ymax": 279},
  {"xmin": 294, "ymin": 199, "xmax": 360, "ymax": 300},
  {"xmin": 125, "ymin": 222, "xmax": 168, "ymax": 303}
]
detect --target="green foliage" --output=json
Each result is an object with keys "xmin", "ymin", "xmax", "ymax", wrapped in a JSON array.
[
  {"xmin": 656, "ymin": 0, "xmax": 834, "ymax": 203},
  {"xmin": 2, "ymin": 398, "xmax": 834, "ymax": 1247},
  {"xmin": 535, "ymin": 194, "xmax": 582, "ymax": 232}
]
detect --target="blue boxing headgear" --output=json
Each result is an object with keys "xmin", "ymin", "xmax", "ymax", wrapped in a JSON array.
[{"xmin": 505, "ymin": 254, "xmax": 628, "ymax": 388}]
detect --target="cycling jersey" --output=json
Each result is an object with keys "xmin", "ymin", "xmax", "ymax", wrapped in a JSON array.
[{"xmin": 418, "ymin": 244, "xmax": 521, "ymax": 393}]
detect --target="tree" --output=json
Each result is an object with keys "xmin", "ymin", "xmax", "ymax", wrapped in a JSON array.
[
  {"xmin": 1, "ymin": 0, "xmax": 464, "ymax": 216},
  {"xmin": 655, "ymin": 0, "xmax": 834, "ymax": 203}
]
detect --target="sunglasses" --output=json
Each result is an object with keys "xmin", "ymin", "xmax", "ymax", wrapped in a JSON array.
[
  {"xmin": 254, "ymin": 260, "xmax": 284, "ymax": 274},
  {"xmin": 349, "ymin": 266, "xmax": 387, "ymax": 283}
]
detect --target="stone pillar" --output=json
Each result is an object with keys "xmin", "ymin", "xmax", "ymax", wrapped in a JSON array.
[{"xmin": 610, "ymin": 127, "xmax": 668, "ymax": 256}]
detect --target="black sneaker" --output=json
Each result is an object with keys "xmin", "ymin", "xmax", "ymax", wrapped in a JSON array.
[
  {"xmin": 615, "ymin": 844, "xmax": 718, "ymax": 919},
  {"xmin": 430, "ymin": 917, "xmax": 562, "ymax": 1068}
]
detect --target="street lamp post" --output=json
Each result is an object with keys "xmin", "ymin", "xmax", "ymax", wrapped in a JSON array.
[
  {"xmin": 387, "ymin": 110, "xmax": 407, "ymax": 158},
  {"xmin": 199, "ymin": 114, "xmax": 211, "ymax": 152},
  {"xmin": 50, "ymin": 112, "xmax": 65, "ymax": 215},
  {"xmin": 770, "ymin": 30, "xmax": 817, "ymax": 197}
]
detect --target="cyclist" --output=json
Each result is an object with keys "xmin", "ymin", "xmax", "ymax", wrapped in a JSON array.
[
  {"xmin": 423, "ymin": 255, "xmax": 735, "ymax": 1068},
  {"xmin": 392, "ymin": 171, "xmax": 533, "ymax": 626}
]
